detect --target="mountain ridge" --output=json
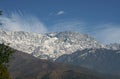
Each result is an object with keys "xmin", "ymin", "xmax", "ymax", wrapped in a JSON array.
[{"xmin": 0, "ymin": 30, "xmax": 106, "ymax": 60}]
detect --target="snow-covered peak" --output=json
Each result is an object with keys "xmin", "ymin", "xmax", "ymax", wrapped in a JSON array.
[{"xmin": 0, "ymin": 29, "xmax": 106, "ymax": 60}]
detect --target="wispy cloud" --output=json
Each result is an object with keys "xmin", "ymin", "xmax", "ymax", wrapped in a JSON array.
[
  {"xmin": 0, "ymin": 12, "xmax": 47, "ymax": 33},
  {"xmin": 49, "ymin": 10, "xmax": 65, "ymax": 16},
  {"xmin": 49, "ymin": 20, "xmax": 87, "ymax": 33},
  {"xmin": 93, "ymin": 24, "xmax": 120, "ymax": 44},
  {"xmin": 56, "ymin": 11, "xmax": 65, "ymax": 15}
]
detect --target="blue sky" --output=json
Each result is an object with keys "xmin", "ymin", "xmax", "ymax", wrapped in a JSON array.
[{"xmin": 0, "ymin": 0, "xmax": 120, "ymax": 44}]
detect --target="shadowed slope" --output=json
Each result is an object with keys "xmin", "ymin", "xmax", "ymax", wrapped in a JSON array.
[{"xmin": 56, "ymin": 48, "xmax": 120, "ymax": 76}]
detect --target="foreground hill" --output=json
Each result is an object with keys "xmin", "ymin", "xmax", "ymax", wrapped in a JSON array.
[{"xmin": 8, "ymin": 51, "xmax": 115, "ymax": 79}]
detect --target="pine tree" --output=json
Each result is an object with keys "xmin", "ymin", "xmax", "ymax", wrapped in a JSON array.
[{"xmin": 0, "ymin": 43, "xmax": 14, "ymax": 79}]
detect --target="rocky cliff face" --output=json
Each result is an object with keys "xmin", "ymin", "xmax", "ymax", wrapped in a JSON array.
[{"xmin": 0, "ymin": 30, "xmax": 105, "ymax": 60}]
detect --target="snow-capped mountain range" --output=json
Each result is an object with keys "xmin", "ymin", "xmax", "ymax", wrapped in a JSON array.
[{"xmin": 0, "ymin": 29, "xmax": 119, "ymax": 60}]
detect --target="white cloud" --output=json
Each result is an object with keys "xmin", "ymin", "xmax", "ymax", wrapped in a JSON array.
[
  {"xmin": 0, "ymin": 13, "xmax": 47, "ymax": 33},
  {"xmin": 56, "ymin": 11, "xmax": 65, "ymax": 15},
  {"xmin": 49, "ymin": 10, "xmax": 65, "ymax": 16}
]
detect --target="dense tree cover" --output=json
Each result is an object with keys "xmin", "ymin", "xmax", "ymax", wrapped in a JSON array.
[
  {"xmin": 0, "ymin": 43, "xmax": 14, "ymax": 79},
  {"xmin": 0, "ymin": 64, "xmax": 11, "ymax": 79},
  {"xmin": 0, "ymin": 43, "xmax": 14, "ymax": 65}
]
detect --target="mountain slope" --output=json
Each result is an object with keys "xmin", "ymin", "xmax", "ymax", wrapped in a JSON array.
[
  {"xmin": 56, "ymin": 48, "xmax": 120, "ymax": 75},
  {"xmin": 8, "ymin": 51, "xmax": 109, "ymax": 79}
]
